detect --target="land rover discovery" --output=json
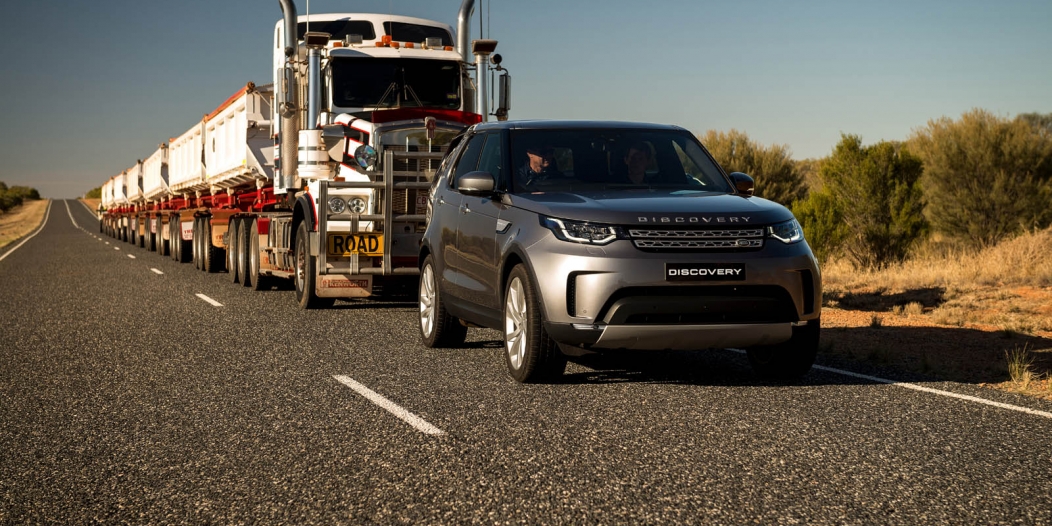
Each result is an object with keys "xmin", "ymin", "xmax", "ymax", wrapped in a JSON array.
[{"xmin": 418, "ymin": 121, "xmax": 821, "ymax": 383}]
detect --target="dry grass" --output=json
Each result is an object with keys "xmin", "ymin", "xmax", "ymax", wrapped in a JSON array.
[
  {"xmin": 0, "ymin": 199, "xmax": 50, "ymax": 250},
  {"xmin": 821, "ymin": 227, "xmax": 1052, "ymax": 400}
]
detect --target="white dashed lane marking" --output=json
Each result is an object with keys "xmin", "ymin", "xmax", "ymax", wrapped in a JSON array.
[
  {"xmin": 333, "ymin": 375, "xmax": 446, "ymax": 436},
  {"xmin": 195, "ymin": 293, "xmax": 223, "ymax": 307}
]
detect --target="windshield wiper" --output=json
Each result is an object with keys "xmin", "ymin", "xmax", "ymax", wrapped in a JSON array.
[
  {"xmin": 403, "ymin": 83, "xmax": 424, "ymax": 108},
  {"xmin": 372, "ymin": 81, "xmax": 399, "ymax": 109}
]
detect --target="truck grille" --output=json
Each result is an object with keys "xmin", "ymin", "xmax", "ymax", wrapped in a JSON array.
[
  {"xmin": 382, "ymin": 145, "xmax": 446, "ymax": 215},
  {"xmin": 628, "ymin": 228, "xmax": 765, "ymax": 250}
]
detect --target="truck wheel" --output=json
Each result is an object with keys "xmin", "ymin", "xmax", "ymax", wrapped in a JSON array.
[
  {"xmin": 228, "ymin": 218, "xmax": 241, "ymax": 284},
  {"xmin": 177, "ymin": 219, "xmax": 191, "ymax": 264},
  {"xmin": 130, "ymin": 223, "xmax": 137, "ymax": 246},
  {"xmin": 503, "ymin": 265, "xmax": 566, "ymax": 383},
  {"xmin": 156, "ymin": 217, "xmax": 168, "ymax": 256},
  {"xmin": 294, "ymin": 222, "xmax": 333, "ymax": 309},
  {"xmin": 205, "ymin": 220, "xmax": 224, "ymax": 273},
  {"xmin": 247, "ymin": 219, "xmax": 267, "ymax": 291},
  {"xmin": 145, "ymin": 221, "xmax": 155, "ymax": 252},
  {"xmin": 746, "ymin": 319, "xmax": 820, "ymax": 380},
  {"xmin": 238, "ymin": 217, "xmax": 251, "ymax": 288},
  {"xmin": 192, "ymin": 218, "xmax": 201, "ymax": 270},
  {"xmin": 169, "ymin": 218, "xmax": 178, "ymax": 260},
  {"xmin": 419, "ymin": 255, "xmax": 467, "ymax": 348}
]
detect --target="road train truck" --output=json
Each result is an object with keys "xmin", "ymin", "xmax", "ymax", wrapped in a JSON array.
[{"xmin": 98, "ymin": 0, "xmax": 510, "ymax": 308}]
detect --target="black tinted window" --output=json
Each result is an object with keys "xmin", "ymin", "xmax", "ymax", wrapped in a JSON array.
[
  {"xmin": 297, "ymin": 21, "xmax": 376, "ymax": 41},
  {"xmin": 383, "ymin": 22, "xmax": 453, "ymax": 46},
  {"xmin": 331, "ymin": 58, "xmax": 460, "ymax": 109},
  {"xmin": 453, "ymin": 134, "xmax": 487, "ymax": 184}
]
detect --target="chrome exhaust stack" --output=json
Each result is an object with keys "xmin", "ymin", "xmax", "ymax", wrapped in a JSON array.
[{"xmin": 277, "ymin": 0, "xmax": 299, "ymax": 192}]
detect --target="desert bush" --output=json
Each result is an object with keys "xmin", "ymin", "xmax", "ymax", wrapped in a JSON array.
[
  {"xmin": 909, "ymin": 109, "xmax": 1052, "ymax": 248},
  {"xmin": 811, "ymin": 135, "xmax": 926, "ymax": 268},
  {"xmin": 700, "ymin": 129, "xmax": 805, "ymax": 205},
  {"xmin": 792, "ymin": 188, "xmax": 847, "ymax": 264},
  {"xmin": 0, "ymin": 181, "xmax": 42, "ymax": 212},
  {"xmin": 85, "ymin": 186, "xmax": 102, "ymax": 199}
]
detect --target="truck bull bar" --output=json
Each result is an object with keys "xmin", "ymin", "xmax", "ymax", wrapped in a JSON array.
[{"xmin": 317, "ymin": 150, "xmax": 442, "ymax": 276}]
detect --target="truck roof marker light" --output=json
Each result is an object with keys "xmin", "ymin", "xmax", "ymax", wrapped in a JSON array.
[
  {"xmin": 391, "ymin": 42, "xmax": 400, "ymax": 49},
  {"xmin": 333, "ymin": 41, "xmax": 343, "ymax": 48},
  {"xmin": 444, "ymin": 46, "xmax": 454, "ymax": 51},
  {"xmin": 381, "ymin": 35, "xmax": 393, "ymax": 45},
  {"xmin": 404, "ymin": 42, "xmax": 414, "ymax": 49}
]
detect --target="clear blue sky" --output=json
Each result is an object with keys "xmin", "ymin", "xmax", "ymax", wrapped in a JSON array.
[{"xmin": 1, "ymin": 0, "xmax": 1049, "ymax": 198}]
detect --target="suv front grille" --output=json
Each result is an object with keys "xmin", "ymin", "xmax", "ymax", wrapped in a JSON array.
[{"xmin": 628, "ymin": 228, "xmax": 765, "ymax": 251}]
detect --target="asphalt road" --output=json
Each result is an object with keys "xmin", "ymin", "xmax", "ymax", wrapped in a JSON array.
[{"xmin": 2, "ymin": 200, "xmax": 1051, "ymax": 524}]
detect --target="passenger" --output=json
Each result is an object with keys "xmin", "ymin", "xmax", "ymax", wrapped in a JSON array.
[
  {"xmin": 623, "ymin": 141, "xmax": 654, "ymax": 184},
  {"xmin": 517, "ymin": 144, "xmax": 562, "ymax": 187}
]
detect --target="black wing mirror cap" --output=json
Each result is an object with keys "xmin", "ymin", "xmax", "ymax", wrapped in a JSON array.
[
  {"xmin": 457, "ymin": 171, "xmax": 496, "ymax": 196},
  {"xmin": 729, "ymin": 172, "xmax": 755, "ymax": 197}
]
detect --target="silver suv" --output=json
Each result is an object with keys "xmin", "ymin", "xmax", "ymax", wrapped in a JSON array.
[{"xmin": 418, "ymin": 121, "xmax": 821, "ymax": 383}]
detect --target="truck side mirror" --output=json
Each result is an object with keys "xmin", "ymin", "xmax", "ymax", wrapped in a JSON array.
[
  {"xmin": 729, "ymin": 172, "xmax": 754, "ymax": 196},
  {"xmin": 495, "ymin": 72, "xmax": 511, "ymax": 121}
]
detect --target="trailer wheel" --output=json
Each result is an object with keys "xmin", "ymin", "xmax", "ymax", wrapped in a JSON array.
[
  {"xmin": 168, "ymin": 218, "xmax": 178, "ymax": 260},
  {"xmin": 202, "ymin": 219, "xmax": 222, "ymax": 273},
  {"xmin": 177, "ymin": 219, "xmax": 191, "ymax": 264},
  {"xmin": 156, "ymin": 217, "xmax": 168, "ymax": 257},
  {"xmin": 192, "ymin": 218, "xmax": 201, "ymax": 270},
  {"xmin": 247, "ymin": 219, "xmax": 266, "ymax": 291},
  {"xmin": 237, "ymin": 218, "xmax": 250, "ymax": 288},
  {"xmin": 228, "ymin": 218, "xmax": 241, "ymax": 284},
  {"xmin": 294, "ymin": 222, "xmax": 334, "ymax": 309}
]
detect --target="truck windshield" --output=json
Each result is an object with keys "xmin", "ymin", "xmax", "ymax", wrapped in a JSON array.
[
  {"xmin": 331, "ymin": 58, "xmax": 460, "ymax": 110},
  {"xmin": 509, "ymin": 129, "xmax": 735, "ymax": 194}
]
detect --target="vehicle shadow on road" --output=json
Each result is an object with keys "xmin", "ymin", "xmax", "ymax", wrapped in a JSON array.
[{"xmin": 547, "ymin": 325, "xmax": 1052, "ymax": 388}]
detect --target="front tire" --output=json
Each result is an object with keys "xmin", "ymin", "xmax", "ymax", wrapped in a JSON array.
[
  {"xmin": 246, "ymin": 219, "xmax": 267, "ymax": 291},
  {"xmin": 418, "ymin": 255, "xmax": 467, "ymax": 348},
  {"xmin": 746, "ymin": 319, "xmax": 820, "ymax": 380},
  {"xmin": 503, "ymin": 265, "xmax": 566, "ymax": 383},
  {"xmin": 293, "ymin": 222, "xmax": 334, "ymax": 309}
]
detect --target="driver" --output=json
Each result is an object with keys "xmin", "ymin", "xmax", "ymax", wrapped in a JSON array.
[{"xmin": 517, "ymin": 144, "xmax": 562, "ymax": 186}]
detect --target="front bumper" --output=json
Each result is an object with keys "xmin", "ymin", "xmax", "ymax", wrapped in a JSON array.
[{"xmin": 524, "ymin": 233, "xmax": 821, "ymax": 351}]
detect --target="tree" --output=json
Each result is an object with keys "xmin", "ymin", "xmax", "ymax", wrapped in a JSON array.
[
  {"xmin": 811, "ymin": 135, "xmax": 926, "ymax": 268},
  {"xmin": 700, "ymin": 129, "xmax": 805, "ymax": 205},
  {"xmin": 85, "ymin": 186, "xmax": 102, "ymax": 199},
  {"xmin": 909, "ymin": 109, "xmax": 1052, "ymax": 248}
]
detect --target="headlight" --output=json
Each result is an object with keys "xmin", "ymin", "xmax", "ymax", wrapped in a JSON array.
[
  {"xmin": 542, "ymin": 216, "xmax": 620, "ymax": 245},
  {"xmin": 348, "ymin": 197, "xmax": 367, "ymax": 214},
  {"xmin": 354, "ymin": 144, "xmax": 378, "ymax": 169},
  {"xmin": 767, "ymin": 218, "xmax": 804, "ymax": 244},
  {"xmin": 327, "ymin": 197, "xmax": 346, "ymax": 214}
]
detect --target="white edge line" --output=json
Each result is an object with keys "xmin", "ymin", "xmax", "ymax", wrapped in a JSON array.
[
  {"xmin": 64, "ymin": 200, "xmax": 81, "ymax": 230},
  {"xmin": 725, "ymin": 348, "xmax": 1052, "ymax": 420},
  {"xmin": 195, "ymin": 293, "xmax": 223, "ymax": 307},
  {"xmin": 0, "ymin": 200, "xmax": 52, "ymax": 262},
  {"xmin": 333, "ymin": 375, "xmax": 446, "ymax": 435},
  {"xmin": 150, "ymin": 268, "xmax": 164, "ymax": 275}
]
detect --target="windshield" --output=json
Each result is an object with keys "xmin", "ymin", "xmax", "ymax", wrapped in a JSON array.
[
  {"xmin": 382, "ymin": 22, "xmax": 453, "ymax": 46},
  {"xmin": 509, "ymin": 129, "xmax": 733, "ymax": 194},
  {"xmin": 331, "ymin": 58, "xmax": 460, "ymax": 110}
]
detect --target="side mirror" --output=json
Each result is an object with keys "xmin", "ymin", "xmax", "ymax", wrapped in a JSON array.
[
  {"xmin": 729, "ymin": 172, "xmax": 754, "ymax": 196},
  {"xmin": 457, "ymin": 171, "xmax": 496, "ymax": 196},
  {"xmin": 495, "ymin": 72, "xmax": 511, "ymax": 121}
]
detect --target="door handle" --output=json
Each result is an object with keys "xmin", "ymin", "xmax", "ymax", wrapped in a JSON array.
[{"xmin": 459, "ymin": 204, "xmax": 470, "ymax": 214}]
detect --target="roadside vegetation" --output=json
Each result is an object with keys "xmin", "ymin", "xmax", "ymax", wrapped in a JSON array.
[
  {"xmin": 0, "ymin": 182, "xmax": 47, "ymax": 250},
  {"xmin": 0, "ymin": 182, "xmax": 41, "ymax": 213},
  {"xmin": 701, "ymin": 109, "xmax": 1052, "ymax": 400}
]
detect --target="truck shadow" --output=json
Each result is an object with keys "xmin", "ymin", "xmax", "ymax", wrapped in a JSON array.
[{"xmin": 546, "ymin": 325, "xmax": 1052, "ymax": 388}]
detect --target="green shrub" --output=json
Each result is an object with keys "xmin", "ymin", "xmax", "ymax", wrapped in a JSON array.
[
  {"xmin": 909, "ymin": 109, "xmax": 1052, "ymax": 248},
  {"xmin": 701, "ymin": 129, "xmax": 805, "ymax": 206}
]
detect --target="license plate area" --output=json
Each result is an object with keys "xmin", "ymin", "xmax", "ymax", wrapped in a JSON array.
[
  {"xmin": 665, "ymin": 263, "xmax": 746, "ymax": 281},
  {"xmin": 327, "ymin": 233, "xmax": 384, "ymax": 257}
]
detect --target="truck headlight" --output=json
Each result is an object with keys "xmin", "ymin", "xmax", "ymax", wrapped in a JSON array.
[
  {"xmin": 767, "ymin": 218, "xmax": 804, "ymax": 244},
  {"xmin": 327, "ymin": 197, "xmax": 346, "ymax": 214},
  {"xmin": 348, "ymin": 197, "xmax": 367, "ymax": 213},
  {"xmin": 542, "ymin": 216, "xmax": 621, "ymax": 245}
]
